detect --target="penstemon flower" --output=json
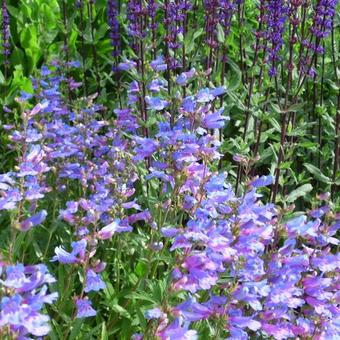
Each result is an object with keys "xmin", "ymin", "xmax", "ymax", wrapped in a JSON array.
[{"xmin": 0, "ymin": 262, "xmax": 58, "ymax": 338}]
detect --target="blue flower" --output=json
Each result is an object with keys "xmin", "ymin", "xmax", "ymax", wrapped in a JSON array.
[
  {"xmin": 41, "ymin": 65, "xmax": 51, "ymax": 76},
  {"xmin": 210, "ymin": 86, "xmax": 226, "ymax": 96},
  {"xmin": 145, "ymin": 307, "xmax": 164, "ymax": 320},
  {"xmin": 181, "ymin": 96, "xmax": 196, "ymax": 113},
  {"xmin": 148, "ymin": 79, "xmax": 167, "ymax": 92},
  {"xmin": 76, "ymin": 298, "xmax": 96, "ymax": 318},
  {"xmin": 84, "ymin": 270, "xmax": 106, "ymax": 292},
  {"xmin": 128, "ymin": 80, "xmax": 139, "ymax": 93},
  {"xmin": 196, "ymin": 88, "xmax": 215, "ymax": 103},
  {"xmin": 19, "ymin": 210, "xmax": 47, "ymax": 231},
  {"xmin": 145, "ymin": 96, "xmax": 169, "ymax": 111},
  {"xmin": 51, "ymin": 239, "xmax": 87, "ymax": 264},
  {"xmin": 250, "ymin": 175, "xmax": 274, "ymax": 188},
  {"xmin": 118, "ymin": 58, "xmax": 137, "ymax": 71},
  {"xmin": 19, "ymin": 91, "xmax": 33, "ymax": 101},
  {"xmin": 1, "ymin": 264, "xmax": 28, "ymax": 289},
  {"xmin": 0, "ymin": 294, "xmax": 22, "ymax": 326},
  {"xmin": 159, "ymin": 318, "xmax": 198, "ymax": 340},
  {"xmin": 176, "ymin": 68, "xmax": 196, "ymax": 86},
  {"xmin": 150, "ymin": 55, "xmax": 167, "ymax": 72},
  {"xmin": 202, "ymin": 108, "xmax": 229, "ymax": 129},
  {"xmin": 133, "ymin": 137, "xmax": 158, "ymax": 161}
]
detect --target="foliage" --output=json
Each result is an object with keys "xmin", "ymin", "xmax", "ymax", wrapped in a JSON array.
[{"xmin": 0, "ymin": 0, "xmax": 339, "ymax": 339}]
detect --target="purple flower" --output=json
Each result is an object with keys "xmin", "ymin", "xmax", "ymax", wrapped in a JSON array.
[
  {"xmin": 261, "ymin": 323, "xmax": 294, "ymax": 340},
  {"xmin": 145, "ymin": 307, "xmax": 164, "ymax": 320},
  {"xmin": 176, "ymin": 68, "xmax": 196, "ymax": 86},
  {"xmin": 0, "ymin": 263, "xmax": 57, "ymax": 337},
  {"xmin": 196, "ymin": 88, "xmax": 215, "ymax": 103},
  {"xmin": 285, "ymin": 215, "xmax": 320, "ymax": 238},
  {"xmin": 1, "ymin": 0, "xmax": 10, "ymax": 65},
  {"xmin": 133, "ymin": 138, "xmax": 158, "ymax": 161},
  {"xmin": 0, "ymin": 264, "xmax": 28, "ymax": 289},
  {"xmin": 229, "ymin": 316, "xmax": 261, "ymax": 332},
  {"xmin": 210, "ymin": 86, "xmax": 227, "ymax": 96},
  {"xmin": 161, "ymin": 226, "xmax": 179, "ymax": 237},
  {"xmin": 0, "ymin": 294, "xmax": 22, "ymax": 326},
  {"xmin": 158, "ymin": 318, "xmax": 198, "ymax": 339},
  {"xmin": 258, "ymin": 0, "xmax": 289, "ymax": 77},
  {"xmin": 181, "ymin": 96, "xmax": 196, "ymax": 113},
  {"xmin": 26, "ymin": 101, "xmax": 49, "ymax": 119},
  {"xmin": 311, "ymin": 254, "xmax": 340, "ymax": 272},
  {"xmin": 76, "ymin": 298, "xmax": 96, "ymax": 318},
  {"xmin": 250, "ymin": 175, "xmax": 274, "ymax": 188},
  {"xmin": 202, "ymin": 108, "xmax": 229, "ymax": 129},
  {"xmin": 19, "ymin": 91, "xmax": 33, "ymax": 101},
  {"xmin": 107, "ymin": 0, "xmax": 121, "ymax": 64},
  {"xmin": 118, "ymin": 58, "xmax": 137, "ymax": 71},
  {"xmin": 146, "ymin": 170, "xmax": 175, "ymax": 188},
  {"xmin": 127, "ymin": 0, "xmax": 145, "ymax": 42},
  {"xmin": 145, "ymin": 96, "xmax": 169, "ymax": 111},
  {"xmin": 128, "ymin": 80, "xmax": 140, "ymax": 93},
  {"xmin": 51, "ymin": 239, "xmax": 87, "ymax": 264},
  {"xmin": 150, "ymin": 55, "xmax": 168, "ymax": 72},
  {"xmin": 128, "ymin": 210, "xmax": 152, "ymax": 224},
  {"xmin": 84, "ymin": 269, "xmax": 106, "ymax": 292},
  {"xmin": 98, "ymin": 219, "xmax": 132, "ymax": 239},
  {"xmin": 310, "ymin": 0, "xmax": 337, "ymax": 41},
  {"xmin": 19, "ymin": 210, "xmax": 47, "ymax": 231},
  {"xmin": 148, "ymin": 79, "xmax": 167, "ymax": 92}
]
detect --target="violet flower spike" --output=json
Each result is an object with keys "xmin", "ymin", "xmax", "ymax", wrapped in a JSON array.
[{"xmin": 1, "ymin": 0, "xmax": 10, "ymax": 71}]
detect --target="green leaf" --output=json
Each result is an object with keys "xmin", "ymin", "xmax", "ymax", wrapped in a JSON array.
[
  {"xmin": 51, "ymin": 320, "xmax": 64, "ymax": 339},
  {"xmin": 0, "ymin": 71, "xmax": 5, "ymax": 85},
  {"xmin": 111, "ymin": 304, "xmax": 131, "ymax": 320},
  {"xmin": 286, "ymin": 184, "xmax": 313, "ymax": 202},
  {"xmin": 20, "ymin": 25, "xmax": 39, "ymax": 49},
  {"xmin": 216, "ymin": 23, "xmax": 225, "ymax": 43},
  {"xmin": 303, "ymin": 163, "xmax": 331, "ymax": 184},
  {"xmin": 69, "ymin": 319, "xmax": 84, "ymax": 340},
  {"xmin": 268, "ymin": 117, "xmax": 281, "ymax": 132},
  {"xmin": 135, "ymin": 262, "xmax": 148, "ymax": 278},
  {"xmin": 287, "ymin": 102, "xmax": 305, "ymax": 112},
  {"xmin": 124, "ymin": 292, "xmax": 157, "ymax": 304},
  {"xmin": 226, "ymin": 58, "xmax": 241, "ymax": 91},
  {"xmin": 101, "ymin": 322, "xmax": 109, "ymax": 340},
  {"xmin": 10, "ymin": 48, "xmax": 25, "ymax": 66}
]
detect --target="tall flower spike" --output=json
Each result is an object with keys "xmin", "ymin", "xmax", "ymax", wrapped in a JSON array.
[
  {"xmin": 1, "ymin": 0, "xmax": 10, "ymax": 75},
  {"xmin": 163, "ymin": 0, "xmax": 190, "ymax": 69},
  {"xmin": 259, "ymin": 0, "xmax": 288, "ymax": 77},
  {"xmin": 107, "ymin": 0, "xmax": 121, "ymax": 71},
  {"xmin": 127, "ymin": 0, "xmax": 145, "ymax": 53},
  {"xmin": 204, "ymin": 0, "xmax": 219, "ymax": 49}
]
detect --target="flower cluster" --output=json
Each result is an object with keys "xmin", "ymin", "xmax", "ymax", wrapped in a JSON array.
[
  {"xmin": 144, "ymin": 135, "xmax": 339, "ymax": 339},
  {"xmin": 0, "ymin": 262, "xmax": 58, "ymax": 338},
  {"xmin": 127, "ymin": 0, "xmax": 145, "ymax": 54},
  {"xmin": 300, "ymin": 0, "xmax": 338, "ymax": 76},
  {"xmin": 263, "ymin": 0, "xmax": 289, "ymax": 77},
  {"xmin": 111, "ymin": 56, "xmax": 340, "ymax": 340},
  {"xmin": 107, "ymin": 0, "xmax": 121, "ymax": 69},
  {"xmin": 1, "ymin": 0, "xmax": 10, "ymax": 66},
  {"xmin": 0, "ymin": 99, "xmax": 50, "ymax": 231},
  {"xmin": 0, "ymin": 1, "xmax": 339, "ymax": 336},
  {"xmin": 310, "ymin": 0, "xmax": 337, "ymax": 41},
  {"xmin": 163, "ymin": 0, "xmax": 191, "ymax": 69},
  {"xmin": 204, "ymin": 0, "xmax": 220, "ymax": 49}
]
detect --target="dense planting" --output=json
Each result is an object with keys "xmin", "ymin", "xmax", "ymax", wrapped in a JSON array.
[{"xmin": 0, "ymin": 0, "xmax": 339, "ymax": 339}]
